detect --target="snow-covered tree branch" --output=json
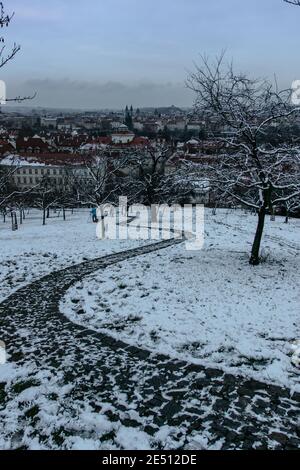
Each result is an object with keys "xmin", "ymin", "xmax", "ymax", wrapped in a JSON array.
[{"xmin": 187, "ymin": 54, "xmax": 300, "ymax": 265}]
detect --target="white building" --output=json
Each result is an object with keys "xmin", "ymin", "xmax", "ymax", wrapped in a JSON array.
[
  {"xmin": 111, "ymin": 132, "xmax": 135, "ymax": 144},
  {"xmin": 0, "ymin": 154, "xmax": 91, "ymax": 191},
  {"xmin": 187, "ymin": 122, "xmax": 201, "ymax": 132}
]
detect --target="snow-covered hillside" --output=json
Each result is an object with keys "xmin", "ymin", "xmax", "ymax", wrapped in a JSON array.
[
  {"xmin": 0, "ymin": 209, "xmax": 146, "ymax": 302},
  {"xmin": 0, "ymin": 207, "xmax": 299, "ymax": 450},
  {"xmin": 59, "ymin": 209, "xmax": 300, "ymax": 391}
]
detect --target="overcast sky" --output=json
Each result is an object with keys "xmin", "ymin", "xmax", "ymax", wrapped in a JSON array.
[{"xmin": 1, "ymin": 0, "xmax": 300, "ymax": 109}]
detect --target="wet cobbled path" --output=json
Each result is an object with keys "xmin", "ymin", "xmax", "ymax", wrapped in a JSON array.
[{"xmin": 0, "ymin": 236, "xmax": 299, "ymax": 450}]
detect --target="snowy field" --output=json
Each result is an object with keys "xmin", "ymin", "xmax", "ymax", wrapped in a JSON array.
[
  {"xmin": 0, "ymin": 209, "xmax": 146, "ymax": 302},
  {"xmin": 60, "ymin": 209, "xmax": 300, "ymax": 392},
  {"xmin": 0, "ymin": 207, "xmax": 300, "ymax": 450}
]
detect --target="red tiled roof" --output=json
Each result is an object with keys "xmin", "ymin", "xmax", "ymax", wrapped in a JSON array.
[
  {"xmin": 131, "ymin": 137, "xmax": 149, "ymax": 146},
  {"xmin": 88, "ymin": 136, "xmax": 111, "ymax": 145},
  {"xmin": 0, "ymin": 140, "xmax": 15, "ymax": 155},
  {"xmin": 16, "ymin": 137, "xmax": 52, "ymax": 151}
]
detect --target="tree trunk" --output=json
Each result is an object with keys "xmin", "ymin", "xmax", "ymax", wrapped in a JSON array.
[
  {"xmin": 63, "ymin": 207, "xmax": 66, "ymax": 221},
  {"xmin": 249, "ymin": 207, "xmax": 266, "ymax": 265},
  {"xmin": 285, "ymin": 207, "xmax": 289, "ymax": 224},
  {"xmin": 46, "ymin": 207, "xmax": 50, "ymax": 219},
  {"xmin": 19, "ymin": 209, "xmax": 23, "ymax": 225},
  {"xmin": 43, "ymin": 208, "xmax": 46, "ymax": 226},
  {"xmin": 11, "ymin": 212, "xmax": 18, "ymax": 231},
  {"xmin": 270, "ymin": 206, "xmax": 275, "ymax": 221}
]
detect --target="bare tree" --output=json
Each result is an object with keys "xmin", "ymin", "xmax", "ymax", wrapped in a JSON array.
[
  {"xmin": 0, "ymin": 161, "xmax": 17, "ymax": 209},
  {"xmin": 70, "ymin": 151, "xmax": 130, "ymax": 210},
  {"xmin": 31, "ymin": 177, "xmax": 61, "ymax": 226},
  {"xmin": 283, "ymin": 196, "xmax": 300, "ymax": 222},
  {"xmin": 0, "ymin": 2, "xmax": 20, "ymax": 70},
  {"xmin": 284, "ymin": 0, "xmax": 300, "ymax": 6},
  {"xmin": 127, "ymin": 142, "xmax": 174, "ymax": 221},
  {"xmin": 0, "ymin": 3, "xmax": 36, "ymax": 220},
  {"xmin": 187, "ymin": 54, "xmax": 300, "ymax": 265},
  {"xmin": 0, "ymin": 2, "xmax": 36, "ymax": 102},
  {"xmin": 0, "ymin": 158, "xmax": 29, "ymax": 217},
  {"xmin": 0, "ymin": 156, "xmax": 42, "ymax": 229}
]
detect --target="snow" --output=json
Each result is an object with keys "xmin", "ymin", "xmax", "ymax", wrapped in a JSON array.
[
  {"xmin": 0, "ymin": 154, "xmax": 46, "ymax": 167},
  {"xmin": 0, "ymin": 208, "xmax": 146, "ymax": 302},
  {"xmin": 115, "ymin": 427, "xmax": 151, "ymax": 450},
  {"xmin": 291, "ymin": 341, "xmax": 300, "ymax": 368},
  {"xmin": 0, "ymin": 206, "xmax": 299, "ymax": 449},
  {"xmin": 0, "ymin": 363, "xmax": 25, "ymax": 384},
  {"xmin": 60, "ymin": 209, "xmax": 300, "ymax": 391}
]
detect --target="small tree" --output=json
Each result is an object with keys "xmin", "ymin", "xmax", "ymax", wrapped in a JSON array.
[
  {"xmin": 0, "ymin": 162, "xmax": 16, "ymax": 209},
  {"xmin": 32, "ymin": 177, "xmax": 61, "ymax": 226},
  {"xmin": 127, "ymin": 142, "xmax": 174, "ymax": 222},
  {"xmin": 283, "ymin": 197, "xmax": 300, "ymax": 223},
  {"xmin": 0, "ymin": 158, "xmax": 36, "ymax": 228},
  {"xmin": 71, "ymin": 151, "xmax": 130, "ymax": 209}
]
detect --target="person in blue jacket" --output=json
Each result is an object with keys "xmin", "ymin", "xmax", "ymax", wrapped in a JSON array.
[{"xmin": 91, "ymin": 207, "xmax": 98, "ymax": 223}]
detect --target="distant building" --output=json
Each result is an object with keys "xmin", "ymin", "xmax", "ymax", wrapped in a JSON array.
[
  {"xmin": 111, "ymin": 132, "xmax": 135, "ymax": 144},
  {"xmin": 0, "ymin": 153, "xmax": 91, "ymax": 191},
  {"xmin": 187, "ymin": 122, "xmax": 201, "ymax": 131},
  {"xmin": 111, "ymin": 124, "xmax": 135, "ymax": 144},
  {"xmin": 166, "ymin": 119, "xmax": 186, "ymax": 132},
  {"xmin": 0, "ymin": 139, "xmax": 15, "ymax": 155},
  {"xmin": 16, "ymin": 136, "xmax": 55, "ymax": 154},
  {"xmin": 185, "ymin": 138, "xmax": 202, "ymax": 154},
  {"xmin": 111, "ymin": 122, "xmax": 125, "ymax": 132},
  {"xmin": 40, "ymin": 117, "xmax": 58, "ymax": 129}
]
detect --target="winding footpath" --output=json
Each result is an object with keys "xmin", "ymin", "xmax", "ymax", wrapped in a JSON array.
[{"xmin": 0, "ymin": 234, "xmax": 299, "ymax": 450}]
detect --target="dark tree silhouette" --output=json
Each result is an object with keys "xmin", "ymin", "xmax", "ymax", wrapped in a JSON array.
[{"xmin": 284, "ymin": 0, "xmax": 300, "ymax": 5}]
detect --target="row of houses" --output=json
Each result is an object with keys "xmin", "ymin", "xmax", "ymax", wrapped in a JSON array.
[
  {"xmin": 0, "ymin": 133, "xmax": 223, "ymax": 159},
  {"xmin": 132, "ymin": 118, "xmax": 205, "ymax": 134},
  {"xmin": 0, "ymin": 129, "xmax": 150, "ymax": 157},
  {"xmin": 38, "ymin": 113, "xmax": 205, "ymax": 135}
]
